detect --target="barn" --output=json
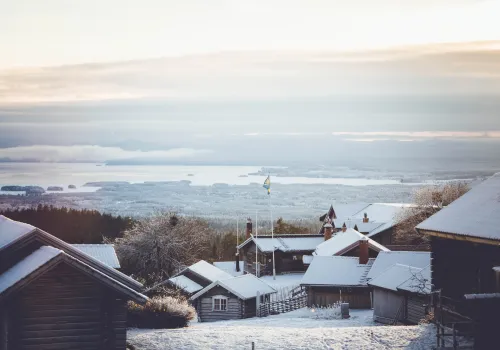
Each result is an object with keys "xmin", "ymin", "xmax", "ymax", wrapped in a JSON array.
[
  {"xmin": 0, "ymin": 215, "xmax": 147, "ymax": 350},
  {"xmin": 190, "ymin": 274, "xmax": 276, "ymax": 322}
]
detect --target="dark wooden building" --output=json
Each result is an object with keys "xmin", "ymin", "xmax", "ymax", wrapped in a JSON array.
[
  {"xmin": 0, "ymin": 215, "xmax": 147, "ymax": 350},
  {"xmin": 301, "ymin": 240, "xmax": 375, "ymax": 309},
  {"xmin": 190, "ymin": 274, "xmax": 276, "ymax": 322},
  {"xmin": 238, "ymin": 234, "xmax": 324, "ymax": 276},
  {"xmin": 416, "ymin": 173, "xmax": 500, "ymax": 349}
]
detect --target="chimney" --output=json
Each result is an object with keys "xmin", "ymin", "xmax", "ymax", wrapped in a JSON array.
[
  {"xmin": 363, "ymin": 212, "xmax": 369, "ymax": 223},
  {"xmin": 359, "ymin": 237, "xmax": 369, "ymax": 264},
  {"xmin": 342, "ymin": 223, "xmax": 347, "ymax": 232},
  {"xmin": 235, "ymin": 250, "xmax": 240, "ymax": 272},
  {"xmin": 323, "ymin": 223, "xmax": 333, "ymax": 241},
  {"xmin": 246, "ymin": 218, "xmax": 252, "ymax": 239}
]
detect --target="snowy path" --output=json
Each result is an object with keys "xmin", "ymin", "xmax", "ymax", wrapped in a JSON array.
[{"xmin": 128, "ymin": 310, "xmax": 435, "ymax": 350}]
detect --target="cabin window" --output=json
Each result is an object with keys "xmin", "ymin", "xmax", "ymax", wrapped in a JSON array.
[{"xmin": 212, "ymin": 296, "xmax": 228, "ymax": 311}]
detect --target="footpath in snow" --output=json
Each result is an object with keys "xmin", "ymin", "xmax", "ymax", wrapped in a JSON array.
[{"xmin": 128, "ymin": 310, "xmax": 435, "ymax": 350}]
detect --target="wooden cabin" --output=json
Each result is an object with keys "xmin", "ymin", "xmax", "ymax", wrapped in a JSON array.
[
  {"xmin": 318, "ymin": 203, "xmax": 403, "ymax": 246},
  {"xmin": 190, "ymin": 274, "xmax": 276, "ymax": 322},
  {"xmin": 151, "ymin": 260, "xmax": 233, "ymax": 297},
  {"xmin": 0, "ymin": 215, "xmax": 147, "ymax": 350},
  {"xmin": 301, "ymin": 239, "xmax": 375, "ymax": 309},
  {"xmin": 369, "ymin": 264, "xmax": 431, "ymax": 324},
  {"xmin": 237, "ymin": 234, "xmax": 324, "ymax": 276},
  {"xmin": 416, "ymin": 173, "xmax": 500, "ymax": 349}
]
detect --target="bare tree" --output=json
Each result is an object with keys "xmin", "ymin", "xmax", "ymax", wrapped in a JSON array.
[
  {"xmin": 115, "ymin": 211, "xmax": 211, "ymax": 284},
  {"xmin": 394, "ymin": 182, "xmax": 469, "ymax": 245}
]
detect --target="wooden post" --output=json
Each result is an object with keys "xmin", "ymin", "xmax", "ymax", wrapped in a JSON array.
[
  {"xmin": 452, "ymin": 323, "xmax": 457, "ymax": 349},
  {"xmin": 256, "ymin": 291, "xmax": 261, "ymax": 317},
  {"xmin": 1, "ymin": 307, "xmax": 8, "ymax": 350},
  {"xmin": 252, "ymin": 341, "xmax": 255, "ymax": 350}
]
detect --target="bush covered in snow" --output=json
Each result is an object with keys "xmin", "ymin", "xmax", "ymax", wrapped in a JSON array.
[
  {"xmin": 127, "ymin": 296, "xmax": 196, "ymax": 329},
  {"xmin": 307, "ymin": 303, "xmax": 342, "ymax": 320}
]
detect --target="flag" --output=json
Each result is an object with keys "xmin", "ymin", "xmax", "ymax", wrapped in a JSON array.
[{"xmin": 263, "ymin": 175, "xmax": 271, "ymax": 195}]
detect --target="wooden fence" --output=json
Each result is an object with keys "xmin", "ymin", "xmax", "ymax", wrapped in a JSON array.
[{"xmin": 258, "ymin": 294, "xmax": 307, "ymax": 317}]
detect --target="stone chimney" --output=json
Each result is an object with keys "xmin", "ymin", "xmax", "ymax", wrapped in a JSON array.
[
  {"xmin": 323, "ymin": 223, "xmax": 333, "ymax": 241},
  {"xmin": 246, "ymin": 218, "xmax": 252, "ymax": 239},
  {"xmin": 342, "ymin": 222, "xmax": 347, "ymax": 232},
  {"xmin": 359, "ymin": 237, "xmax": 369, "ymax": 265},
  {"xmin": 363, "ymin": 212, "xmax": 369, "ymax": 223}
]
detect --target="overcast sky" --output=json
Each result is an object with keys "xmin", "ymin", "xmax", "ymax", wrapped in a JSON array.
[{"xmin": 1, "ymin": 0, "xmax": 500, "ymax": 164}]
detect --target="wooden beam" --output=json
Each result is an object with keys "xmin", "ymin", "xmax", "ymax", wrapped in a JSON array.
[
  {"xmin": 418, "ymin": 229, "xmax": 500, "ymax": 247},
  {"xmin": 1, "ymin": 307, "xmax": 8, "ymax": 350}
]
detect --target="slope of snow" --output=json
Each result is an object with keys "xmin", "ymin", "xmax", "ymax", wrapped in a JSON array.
[
  {"xmin": 191, "ymin": 274, "xmax": 276, "ymax": 301},
  {"xmin": 213, "ymin": 261, "xmax": 244, "ymax": 276},
  {"xmin": 185, "ymin": 260, "xmax": 232, "ymax": 283},
  {"xmin": 302, "ymin": 256, "xmax": 374, "ymax": 286},
  {"xmin": 168, "ymin": 275, "xmax": 203, "ymax": 294},
  {"xmin": 366, "ymin": 251, "xmax": 431, "ymax": 280},
  {"xmin": 368, "ymin": 264, "xmax": 423, "ymax": 292},
  {"xmin": 259, "ymin": 273, "xmax": 304, "ymax": 289},
  {"xmin": 128, "ymin": 309, "xmax": 436, "ymax": 350},
  {"xmin": 314, "ymin": 228, "xmax": 388, "ymax": 256},
  {"xmin": 72, "ymin": 244, "xmax": 121, "ymax": 268},
  {"xmin": 0, "ymin": 215, "xmax": 35, "ymax": 249}
]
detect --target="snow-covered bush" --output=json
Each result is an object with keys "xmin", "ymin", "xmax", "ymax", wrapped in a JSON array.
[
  {"xmin": 127, "ymin": 296, "xmax": 196, "ymax": 329},
  {"xmin": 307, "ymin": 303, "xmax": 342, "ymax": 320}
]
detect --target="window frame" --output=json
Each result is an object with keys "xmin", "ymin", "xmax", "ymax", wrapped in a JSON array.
[{"xmin": 212, "ymin": 295, "xmax": 228, "ymax": 311}]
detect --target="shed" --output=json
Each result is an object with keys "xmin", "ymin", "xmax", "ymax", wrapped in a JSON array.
[
  {"xmin": 190, "ymin": 274, "xmax": 276, "ymax": 322},
  {"xmin": 313, "ymin": 228, "xmax": 389, "ymax": 258},
  {"xmin": 368, "ymin": 264, "xmax": 431, "ymax": 324},
  {"xmin": 301, "ymin": 255, "xmax": 375, "ymax": 308},
  {"xmin": 0, "ymin": 216, "xmax": 147, "ymax": 350}
]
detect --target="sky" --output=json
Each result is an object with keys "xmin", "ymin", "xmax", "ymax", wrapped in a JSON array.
[{"xmin": 1, "ymin": 0, "xmax": 500, "ymax": 165}]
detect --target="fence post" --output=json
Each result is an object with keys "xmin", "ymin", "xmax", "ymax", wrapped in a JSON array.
[
  {"xmin": 252, "ymin": 341, "xmax": 255, "ymax": 350},
  {"xmin": 256, "ymin": 291, "xmax": 261, "ymax": 317}
]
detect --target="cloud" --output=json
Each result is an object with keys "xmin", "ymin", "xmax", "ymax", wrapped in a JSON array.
[
  {"xmin": 1, "ymin": 41, "xmax": 500, "ymax": 104},
  {"xmin": 334, "ymin": 131, "xmax": 500, "ymax": 139},
  {"xmin": 0, "ymin": 145, "xmax": 212, "ymax": 163}
]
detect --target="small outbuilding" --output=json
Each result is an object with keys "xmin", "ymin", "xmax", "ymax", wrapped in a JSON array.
[
  {"xmin": 190, "ymin": 274, "xmax": 276, "ymax": 322},
  {"xmin": 369, "ymin": 264, "xmax": 431, "ymax": 324}
]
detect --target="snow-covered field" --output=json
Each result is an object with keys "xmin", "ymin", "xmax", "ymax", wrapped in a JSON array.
[{"xmin": 128, "ymin": 309, "xmax": 436, "ymax": 350}]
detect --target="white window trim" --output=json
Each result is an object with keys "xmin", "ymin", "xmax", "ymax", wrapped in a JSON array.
[{"xmin": 212, "ymin": 295, "xmax": 228, "ymax": 311}]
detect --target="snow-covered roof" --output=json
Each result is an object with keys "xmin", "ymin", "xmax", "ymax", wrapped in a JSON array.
[
  {"xmin": 366, "ymin": 251, "xmax": 431, "ymax": 280},
  {"xmin": 0, "ymin": 215, "xmax": 36, "ymax": 249},
  {"xmin": 0, "ymin": 246, "xmax": 148, "ymax": 302},
  {"xmin": 416, "ymin": 173, "xmax": 500, "ymax": 241},
  {"xmin": 183, "ymin": 260, "xmax": 233, "ymax": 283},
  {"xmin": 213, "ymin": 261, "xmax": 244, "ymax": 277},
  {"xmin": 0, "ymin": 246, "xmax": 62, "ymax": 294},
  {"xmin": 238, "ymin": 235, "xmax": 324, "ymax": 253},
  {"xmin": 191, "ymin": 274, "xmax": 276, "ymax": 301},
  {"xmin": 397, "ymin": 265, "xmax": 431, "ymax": 294},
  {"xmin": 72, "ymin": 244, "xmax": 121, "ymax": 268},
  {"xmin": 368, "ymin": 264, "xmax": 424, "ymax": 292},
  {"xmin": 314, "ymin": 228, "xmax": 389, "ymax": 257},
  {"xmin": 352, "ymin": 203, "xmax": 404, "ymax": 223},
  {"xmin": 168, "ymin": 275, "xmax": 203, "ymax": 294},
  {"xmin": 353, "ymin": 222, "xmax": 386, "ymax": 234},
  {"xmin": 328, "ymin": 203, "xmax": 371, "ymax": 219},
  {"xmin": 301, "ymin": 256, "xmax": 375, "ymax": 287}
]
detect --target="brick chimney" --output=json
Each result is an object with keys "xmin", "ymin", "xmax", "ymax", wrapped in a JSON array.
[
  {"xmin": 324, "ymin": 223, "xmax": 333, "ymax": 241},
  {"xmin": 359, "ymin": 237, "xmax": 369, "ymax": 265},
  {"xmin": 342, "ymin": 222, "xmax": 347, "ymax": 232},
  {"xmin": 246, "ymin": 218, "xmax": 252, "ymax": 239},
  {"xmin": 363, "ymin": 212, "xmax": 369, "ymax": 223}
]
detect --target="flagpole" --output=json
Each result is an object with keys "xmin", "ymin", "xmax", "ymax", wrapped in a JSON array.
[
  {"xmin": 255, "ymin": 210, "xmax": 259, "ymax": 277},
  {"xmin": 236, "ymin": 217, "xmax": 239, "ymax": 247},
  {"xmin": 269, "ymin": 188, "xmax": 276, "ymax": 280}
]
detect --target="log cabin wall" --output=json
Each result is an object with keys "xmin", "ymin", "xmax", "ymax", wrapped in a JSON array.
[
  {"xmin": 306, "ymin": 286, "xmax": 372, "ymax": 309},
  {"xmin": 197, "ymin": 286, "xmax": 243, "ymax": 322},
  {"xmin": 6, "ymin": 263, "xmax": 127, "ymax": 350}
]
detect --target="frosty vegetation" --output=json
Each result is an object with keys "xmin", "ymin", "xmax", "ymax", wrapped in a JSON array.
[
  {"xmin": 394, "ymin": 182, "xmax": 469, "ymax": 244},
  {"xmin": 127, "ymin": 296, "xmax": 196, "ymax": 329}
]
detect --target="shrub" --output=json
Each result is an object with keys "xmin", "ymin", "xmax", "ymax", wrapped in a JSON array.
[{"xmin": 127, "ymin": 296, "xmax": 196, "ymax": 329}]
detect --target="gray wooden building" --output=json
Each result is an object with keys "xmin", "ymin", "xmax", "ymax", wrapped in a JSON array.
[
  {"xmin": 190, "ymin": 274, "xmax": 275, "ymax": 322},
  {"xmin": 368, "ymin": 264, "xmax": 431, "ymax": 324},
  {"xmin": 0, "ymin": 215, "xmax": 147, "ymax": 350}
]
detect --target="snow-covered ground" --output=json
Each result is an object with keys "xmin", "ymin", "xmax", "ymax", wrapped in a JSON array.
[{"xmin": 128, "ymin": 309, "xmax": 436, "ymax": 349}]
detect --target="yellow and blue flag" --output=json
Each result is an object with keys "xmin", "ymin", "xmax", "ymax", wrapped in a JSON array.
[{"xmin": 263, "ymin": 175, "xmax": 271, "ymax": 195}]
